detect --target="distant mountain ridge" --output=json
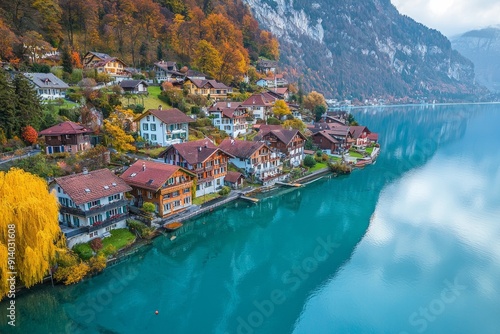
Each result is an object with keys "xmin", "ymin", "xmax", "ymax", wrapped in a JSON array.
[
  {"xmin": 451, "ymin": 27, "xmax": 500, "ymax": 92},
  {"xmin": 243, "ymin": 0, "xmax": 481, "ymax": 100}
]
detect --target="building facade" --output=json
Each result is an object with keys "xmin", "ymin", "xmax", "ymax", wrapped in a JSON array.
[
  {"xmin": 23, "ymin": 72, "xmax": 69, "ymax": 100},
  {"xmin": 160, "ymin": 139, "xmax": 233, "ymax": 197},
  {"xmin": 135, "ymin": 107, "xmax": 194, "ymax": 146},
  {"xmin": 53, "ymin": 169, "xmax": 132, "ymax": 248},
  {"xmin": 39, "ymin": 121, "xmax": 93, "ymax": 154},
  {"xmin": 219, "ymin": 138, "xmax": 284, "ymax": 185},
  {"xmin": 120, "ymin": 160, "xmax": 195, "ymax": 218},
  {"xmin": 208, "ymin": 102, "xmax": 248, "ymax": 138}
]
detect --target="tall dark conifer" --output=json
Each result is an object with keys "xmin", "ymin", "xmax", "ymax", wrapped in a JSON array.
[
  {"xmin": 13, "ymin": 74, "xmax": 43, "ymax": 132},
  {"xmin": 61, "ymin": 47, "xmax": 73, "ymax": 74},
  {"xmin": 0, "ymin": 70, "xmax": 17, "ymax": 138}
]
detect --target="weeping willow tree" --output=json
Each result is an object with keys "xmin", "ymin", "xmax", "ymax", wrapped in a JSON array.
[{"xmin": 0, "ymin": 168, "xmax": 66, "ymax": 300}]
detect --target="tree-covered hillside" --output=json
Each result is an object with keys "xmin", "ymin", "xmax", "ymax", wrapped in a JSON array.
[{"xmin": 0, "ymin": 0, "xmax": 279, "ymax": 84}]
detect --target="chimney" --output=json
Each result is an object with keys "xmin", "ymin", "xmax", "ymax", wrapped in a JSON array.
[
  {"xmin": 82, "ymin": 167, "xmax": 88, "ymax": 175},
  {"xmin": 142, "ymin": 162, "xmax": 146, "ymax": 171},
  {"xmin": 158, "ymin": 105, "xmax": 162, "ymax": 110},
  {"xmin": 198, "ymin": 147, "xmax": 202, "ymax": 152},
  {"xmin": 231, "ymin": 138, "xmax": 234, "ymax": 145},
  {"xmin": 227, "ymin": 102, "xmax": 231, "ymax": 108}
]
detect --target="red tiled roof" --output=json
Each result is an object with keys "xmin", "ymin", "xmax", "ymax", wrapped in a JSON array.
[
  {"xmin": 367, "ymin": 133, "xmax": 379, "ymax": 141},
  {"xmin": 219, "ymin": 138, "xmax": 265, "ymax": 159},
  {"xmin": 241, "ymin": 94, "xmax": 272, "ymax": 107},
  {"xmin": 55, "ymin": 169, "xmax": 131, "ymax": 206},
  {"xmin": 225, "ymin": 171, "xmax": 244, "ymax": 183},
  {"xmin": 162, "ymin": 139, "xmax": 233, "ymax": 165},
  {"xmin": 135, "ymin": 108, "xmax": 194, "ymax": 124},
  {"xmin": 120, "ymin": 160, "xmax": 190, "ymax": 191},
  {"xmin": 39, "ymin": 121, "xmax": 93, "ymax": 136},
  {"xmin": 208, "ymin": 102, "xmax": 246, "ymax": 119}
]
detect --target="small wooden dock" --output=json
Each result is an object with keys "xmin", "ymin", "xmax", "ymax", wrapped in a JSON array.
[
  {"xmin": 275, "ymin": 182, "xmax": 303, "ymax": 188},
  {"xmin": 240, "ymin": 195, "xmax": 259, "ymax": 203}
]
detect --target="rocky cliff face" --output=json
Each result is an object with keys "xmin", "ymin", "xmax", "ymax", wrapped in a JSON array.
[
  {"xmin": 451, "ymin": 27, "xmax": 500, "ymax": 92},
  {"xmin": 243, "ymin": 0, "xmax": 479, "ymax": 99}
]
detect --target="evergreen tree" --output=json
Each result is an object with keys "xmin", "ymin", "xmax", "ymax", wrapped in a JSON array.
[
  {"xmin": 13, "ymin": 74, "xmax": 44, "ymax": 132},
  {"xmin": 0, "ymin": 70, "xmax": 17, "ymax": 138},
  {"xmin": 61, "ymin": 47, "xmax": 73, "ymax": 74}
]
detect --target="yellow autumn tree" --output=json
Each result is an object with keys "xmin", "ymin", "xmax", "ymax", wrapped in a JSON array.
[
  {"xmin": 283, "ymin": 118, "xmax": 306, "ymax": 132},
  {"xmin": 272, "ymin": 100, "xmax": 291, "ymax": 118},
  {"xmin": 303, "ymin": 91, "xmax": 327, "ymax": 111},
  {"xmin": 193, "ymin": 40, "xmax": 222, "ymax": 79},
  {"xmin": 0, "ymin": 168, "xmax": 66, "ymax": 300},
  {"xmin": 103, "ymin": 120, "xmax": 135, "ymax": 152}
]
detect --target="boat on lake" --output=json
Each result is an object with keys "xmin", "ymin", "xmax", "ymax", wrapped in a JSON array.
[{"xmin": 164, "ymin": 222, "xmax": 183, "ymax": 232}]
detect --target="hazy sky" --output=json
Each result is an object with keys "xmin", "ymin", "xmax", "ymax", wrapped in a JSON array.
[{"xmin": 392, "ymin": 0, "xmax": 500, "ymax": 37}]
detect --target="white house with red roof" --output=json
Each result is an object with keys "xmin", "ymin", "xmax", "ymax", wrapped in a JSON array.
[
  {"xmin": 207, "ymin": 101, "xmax": 249, "ymax": 137},
  {"xmin": 53, "ymin": 168, "xmax": 132, "ymax": 247},
  {"xmin": 240, "ymin": 93, "xmax": 276, "ymax": 121},
  {"xmin": 39, "ymin": 121, "xmax": 93, "ymax": 154},
  {"xmin": 135, "ymin": 107, "xmax": 195, "ymax": 146}
]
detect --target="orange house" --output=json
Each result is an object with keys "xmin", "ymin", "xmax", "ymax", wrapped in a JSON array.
[{"xmin": 120, "ymin": 160, "xmax": 195, "ymax": 218}]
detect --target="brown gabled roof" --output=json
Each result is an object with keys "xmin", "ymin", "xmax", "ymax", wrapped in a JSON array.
[
  {"xmin": 135, "ymin": 108, "xmax": 194, "ymax": 124},
  {"xmin": 225, "ymin": 171, "xmax": 244, "ymax": 183},
  {"xmin": 257, "ymin": 127, "xmax": 307, "ymax": 146},
  {"xmin": 219, "ymin": 138, "xmax": 265, "ymax": 159},
  {"xmin": 312, "ymin": 130, "xmax": 340, "ymax": 144},
  {"xmin": 161, "ymin": 139, "xmax": 234, "ymax": 165},
  {"xmin": 55, "ymin": 169, "xmax": 131, "ymax": 206},
  {"xmin": 186, "ymin": 78, "xmax": 231, "ymax": 90},
  {"xmin": 349, "ymin": 126, "xmax": 370, "ymax": 139},
  {"xmin": 39, "ymin": 121, "xmax": 93, "ymax": 136},
  {"xmin": 120, "ymin": 160, "xmax": 192, "ymax": 191}
]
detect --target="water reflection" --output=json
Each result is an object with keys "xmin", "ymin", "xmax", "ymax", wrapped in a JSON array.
[{"xmin": 292, "ymin": 105, "xmax": 500, "ymax": 334}]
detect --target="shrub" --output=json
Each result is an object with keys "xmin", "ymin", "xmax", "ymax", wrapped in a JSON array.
[
  {"xmin": 88, "ymin": 255, "xmax": 107, "ymax": 274},
  {"xmin": 128, "ymin": 219, "xmax": 154, "ymax": 238},
  {"xmin": 218, "ymin": 186, "xmax": 231, "ymax": 196},
  {"xmin": 316, "ymin": 150, "xmax": 323, "ymax": 157},
  {"xmin": 102, "ymin": 245, "xmax": 117, "ymax": 257},
  {"xmin": 90, "ymin": 238, "xmax": 103, "ymax": 252},
  {"xmin": 54, "ymin": 262, "xmax": 90, "ymax": 285},
  {"xmin": 303, "ymin": 155, "xmax": 316, "ymax": 168}
]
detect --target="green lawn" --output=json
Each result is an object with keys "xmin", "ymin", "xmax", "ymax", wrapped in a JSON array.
[
  {"xmin": 72, "ymin": 228, "xmax": 135, "ymax": 260},
  {"xmin": 193, "ymin": 193, "xmax": 221, "ymax": 205},
  {"xmin": 308, "ymin": 161, "xmax": 328, "ymax": 172},
  {"xmin": 366, "ymin": 146, "xmax": 374, "ymax": 155},
  {"xmin": 348, "ymin": 150, "xmax": 364, "ymax": 158},
  {"xmin": 121, "ymin": 86, "xmax": 170, "ymax": 111},
  {"xmin": 137, "ymin": 147, "xmax": 166, "ymax": 158},
  {"xmin": 102, "ymin": 228, "xmax": 135, "ymax": 250}
]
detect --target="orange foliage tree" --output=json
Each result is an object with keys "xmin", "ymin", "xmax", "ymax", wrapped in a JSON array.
[{"xmin": 21, "ymin": 125, "xmax": 38, "ymax": 145}]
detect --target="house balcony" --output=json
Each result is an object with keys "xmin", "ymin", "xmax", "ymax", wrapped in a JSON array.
[
  {"xmin": 87, "ymin": 213, "xmax": 129, "ymax": 233},
  {"xmin": 60, "ymin": 198, "xmax": 129, "ymax": 217}
]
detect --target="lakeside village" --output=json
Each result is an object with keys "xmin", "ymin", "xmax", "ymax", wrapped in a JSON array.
[{"xmin": 0, "ymin": 52, "xmax": 379, "ymax": 287}]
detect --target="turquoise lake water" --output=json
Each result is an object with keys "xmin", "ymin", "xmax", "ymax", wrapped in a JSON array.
[{"xmin": 1, "ymin": 104, "xmax": 500, "ymax": 333}]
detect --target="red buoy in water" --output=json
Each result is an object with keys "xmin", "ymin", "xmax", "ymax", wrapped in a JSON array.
[{"xmin": 155, "ymin": 310, "xmax": 159, "ymax": 315}]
